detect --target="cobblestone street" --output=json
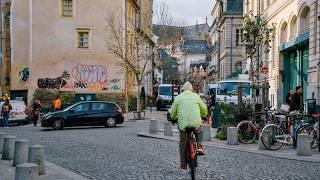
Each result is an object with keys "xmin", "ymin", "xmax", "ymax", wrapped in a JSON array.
[{"xmin": 1, "ymin": 112, "xmax": 320, "ymax": 180}]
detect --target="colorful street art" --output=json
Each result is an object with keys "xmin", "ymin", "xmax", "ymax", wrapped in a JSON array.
[
  {"xmin": 37, "ymin": 63, "xmax": 124, "ymax": 92},
  {"xmin": 19, "ymin": 68, "xmax": 29, "ymax": 83},
  {"xmin": 11, "ymin": 64, "xmax": 30, "ymax": 90}
]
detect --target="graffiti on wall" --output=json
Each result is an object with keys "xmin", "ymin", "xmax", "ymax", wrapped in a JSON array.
[
  {"xmin": 37, "ymin": 63, "xmax": 124, "ymax": 92},
  {"xmin": 19, "ymin": 68, "xmax": 29, "ymax": 83},
  {"xmin": 37, "ymin": 71, "xmax": 70, "ymax": 89},
  {"xmin": 11, "ymin": 64, "xmax": 30, "ymax": 90}
]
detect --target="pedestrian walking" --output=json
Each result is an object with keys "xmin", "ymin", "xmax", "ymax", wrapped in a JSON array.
[
  {"xmin": 33, "ymin": 98, "xmax": 41, "ymax": 126},
  {"xmin": 1, "ymin": 100, "xmax": 12, "ymax": 128},
  {"xmin": 290, "ymin": 86, "xmax": 303, "ymax": 112},
  {"xmin": 286, "ymin": 89, "xmax": 294, "ymax": 105},
  {"xmin": 53, "ymin": 95, "xmax": 62, "ymax": 112}
]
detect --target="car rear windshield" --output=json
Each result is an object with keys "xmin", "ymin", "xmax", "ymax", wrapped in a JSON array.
[{"xmin": 159, "ymin": 86, "xmax": 172, "ymax": 96}]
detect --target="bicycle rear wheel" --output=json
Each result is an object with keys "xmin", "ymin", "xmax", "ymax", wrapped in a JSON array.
[
  {"xmin": 261, "ymin": 124, "xmax": 284, "ymax": 150},
  {"xmin": 187, "ymin": 141, "xmax": 196, "ymax": 180},
  {"xmin": 237, "ymin": 121, "xmax": 257, "ymax": 144},
  {"xmin": 297, "ymin": 125, "xmax": 319, "ymax": 149}
]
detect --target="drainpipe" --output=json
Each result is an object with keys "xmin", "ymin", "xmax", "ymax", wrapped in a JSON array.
[
  {"xmin": 317, "ymin": 15, "xmax": 320, "ymax": 106},
  {"xmin": 217, "ymin": 29, "xmax": 221, "ymax": 80},
  {"xmin": 230, "ymin": 17, "xmax": 233, "ymax": 76}
]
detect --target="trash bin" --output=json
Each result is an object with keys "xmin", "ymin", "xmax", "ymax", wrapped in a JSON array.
[
  {"xmin": 212, "ymin": 104, "xmax": 221, "ymax": 128},
  {"xmin": 306, "ymin": 99, "xmax": 316, "ymax": 115}
]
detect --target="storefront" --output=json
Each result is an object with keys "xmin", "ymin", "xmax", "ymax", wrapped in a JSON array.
[{"xmin": 279, "ymin": 32, "xmax": 309, "ymax": 102}]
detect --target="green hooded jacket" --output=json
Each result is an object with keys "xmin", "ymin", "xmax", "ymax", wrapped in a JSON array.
[{"xmin": 169, "ymin": 90, "xmax": 208, "ymax": 131}]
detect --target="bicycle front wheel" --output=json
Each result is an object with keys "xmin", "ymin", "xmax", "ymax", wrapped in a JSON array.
[
  {"xmin": 237, "ymin": 121, "xmax": 257, "ymax": 144},
  {"xmin": 261, "ymin": 124, "xmax": 284, "ymax": 150}
]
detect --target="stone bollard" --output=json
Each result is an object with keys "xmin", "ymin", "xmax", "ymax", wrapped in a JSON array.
[
  {"xmin": 0, "ymin": 132, "xmax": 7, "ymax": 154},
  {"xmin": 13, "ymin": 140, "xmax": 29, "ymax": 166},
  {"xmin": 227, "ymin": 127, "xmax": 238, "ymax": 145},
  {"xmin": 28, "ymin": 145, "xmax": 45, "ymax": 175},
  {"xmin": 296, "ymin": 134, "xmax": 312, "ymax": 156},
  {"xmin": 202, "ymin": 125, "xmax": 211, "ymax": 141},
  {"xmin": 15, "ymin": 163, "xmax": 38, "ymax": 180},
  {"xmin": 149, "ymin": 119, "xmax": 158, "ymax": 134},
  {"xmin": 164, "ymin": 122, "xmax": 173, "ymax": 136},
  {"xmin": 2, "ymin": 136, "xmax": 16, "ymax": 160},
  {"xmin": 258, "ymin": 135, "xmax": 268, "ymax": 150}
]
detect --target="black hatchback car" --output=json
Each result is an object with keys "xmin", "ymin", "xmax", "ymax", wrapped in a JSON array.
[{"xmin": 41, "ymin": 101, "xmax": 124, "ymax": 130}]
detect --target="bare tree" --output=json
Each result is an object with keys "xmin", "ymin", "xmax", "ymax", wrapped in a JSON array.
[{"xmin": 106, "ymin": 4, "xmax": 183, "ymax": 116}]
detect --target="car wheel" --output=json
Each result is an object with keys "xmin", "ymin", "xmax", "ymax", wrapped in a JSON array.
[
  {"xmin": 52, "ymin": 119, "xmax": 64, "ymax": 130},
  {"xmin": 105, "ymin": 117, "xmax": 116, "ymax": 127}
]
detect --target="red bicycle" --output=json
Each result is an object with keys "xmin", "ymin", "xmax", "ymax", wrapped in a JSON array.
[{"xmin": 185, "ymin": 128, "xmax": 204, "ymax": 180}]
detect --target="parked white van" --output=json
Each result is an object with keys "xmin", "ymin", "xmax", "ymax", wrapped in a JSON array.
[
  {"xmin": 216, "ymin": 76, "xmax": 252, "ymax": 105},
  {"xmin": 0, "ymin": 100, "xmax": 28, "ymax": 125}
]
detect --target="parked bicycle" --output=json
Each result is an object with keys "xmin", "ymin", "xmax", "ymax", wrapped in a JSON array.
[
  {"xmin": 237, "ymin": 108, "xmax": 276, "ymax": 144},
  {"xmin": 296, "ymin": 114, "xmax": 319, "ymax": 149},
  {"xmin": 260, "ymin": 111, "xmax": 309, "ymax": 150}
]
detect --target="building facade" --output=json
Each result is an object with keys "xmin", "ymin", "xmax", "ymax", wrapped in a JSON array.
[
  {"xmin": 245, "ymin": 0, "xmax": 319, "ymax": 108},
  {"xmin": 209, "ymin": 0, "xmax": 244, "ymax": 82},
  {"xmin": 2, "ymin": 0, "xmax": 153, "ymax": 105}
]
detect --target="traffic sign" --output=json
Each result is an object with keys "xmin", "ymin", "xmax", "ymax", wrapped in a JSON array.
[{"xmin": 261, "ymin": 67, "xmax": 268, "ymax": 74}]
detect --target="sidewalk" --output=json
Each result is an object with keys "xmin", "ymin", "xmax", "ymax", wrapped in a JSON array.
[
  {"xmin": 0, "ymin": 159, "xmax": 89, "ymax": 180},
  {"xmin": 138, "ymin": 124, "xmax": 320, "ymax": 163}
]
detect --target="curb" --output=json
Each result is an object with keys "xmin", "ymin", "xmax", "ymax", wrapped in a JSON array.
[
  {"xmin": 45, "ymin": 161, "xmax": 90, "ymax": 180},
  {"xmin": 137, "ymin": 132, "xmax": 320, "ymax": 163}
]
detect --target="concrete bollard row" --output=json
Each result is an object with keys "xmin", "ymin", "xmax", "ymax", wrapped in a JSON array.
[
  {"xmin": 15, "ymin": 163, "xmax": 38, "ymax": 180},
  {"xmin": 0, "ymin": 132, "xmax": 7, "ymax": 154},
  {"xmin": 227, "ymin": 127, "xmax": 238, "ymax": 145},
  {"xmin": 296, "ymin": 134, "xmax": 312, "ymax": 156},
  {"xmin": 13, "ymin": 140, "xmax": 29, "ymax": 166},
  {"xmin": 28, "ymin": 145, "xmax": 45, "ymax": 175},
  {"xmin": 164, "ymin": 122, "xmax": 173, "ymax": 136},
  {"xmin": 2, "ymin": 136, "xmax": 16, "ymax": 160},
  {"xmin": 149, "ymin": 119, "xmax": 158, "ymax": 134}
]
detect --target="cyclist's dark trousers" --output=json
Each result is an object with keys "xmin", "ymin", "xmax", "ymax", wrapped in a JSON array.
[{"xmin": 179, "ymin": 126, "xmax": 203, "ymax": 165}]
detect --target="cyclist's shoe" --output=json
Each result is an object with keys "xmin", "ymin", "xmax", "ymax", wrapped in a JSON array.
[
  {"xmin": 197, "ymin": 144, "xmax": 205, "ymax": 155},
  {"xmin": 179, "ymin": 164, "xmax": 187, "ymax": 172}
]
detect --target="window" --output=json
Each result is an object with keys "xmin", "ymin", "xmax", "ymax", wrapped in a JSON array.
[
  {"xmin": 235, "ymin": 62, "xmax": 242, "ymax": 72},
  {"xmin": 235, "ymin": 29, "xmax": 243, "ymax": 46},
  {"xmin": 62, "ymin": 0, "xmax": 73, "ymax": 17},
  {"xmin": 92, "ymin": 103, "xmax": 106, "ymax": 111},
  {"xmin": 73, "ymin": 103, "xmax": 89, "ymax": 113},
  {"xmin": 107, "ymin": 103, "xmax": 119, "ymax": 112},
  {"xmin": 76, "ymin": 29, "xmax": 90, "ymax": 49}
]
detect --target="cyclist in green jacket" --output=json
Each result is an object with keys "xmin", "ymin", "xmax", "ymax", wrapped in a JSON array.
[{"xmin": 169, "ymin": 81, "xmax": 208, "ymax": 171}]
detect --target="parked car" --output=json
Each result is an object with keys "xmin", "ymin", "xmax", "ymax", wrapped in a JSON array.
[
  {"xmin": 0, "ymin": 100, "xmax": 28, "ymax": 125},
  {"xmin": 41, "ymin": 101, "xmax": 124, "ymax": 130}
]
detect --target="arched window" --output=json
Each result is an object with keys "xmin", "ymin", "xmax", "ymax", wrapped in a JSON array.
[
  {"xmin": 280, "ymin": 22, "xmax": 288, "ymax": 43},
  {"xmin": 299, "ymin": 6, "xmax": 310, "ymax": 33},
  {"xmin": 289, "ymin": 15, "xmax": 297, "ymax": 39},
  {"xmin": 235, "ymin": 62, "xmax": 242, "ymax": 72}
]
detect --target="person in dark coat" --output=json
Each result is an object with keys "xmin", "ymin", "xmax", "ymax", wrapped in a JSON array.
[{"xmin": 290, "ymin": 86, "xmax": 303, "ymax": 112}]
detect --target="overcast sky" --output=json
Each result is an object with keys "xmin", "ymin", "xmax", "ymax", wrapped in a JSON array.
[{"xmin": 153, "ymin": 0, "xmax": 215, "ymax": 26}]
